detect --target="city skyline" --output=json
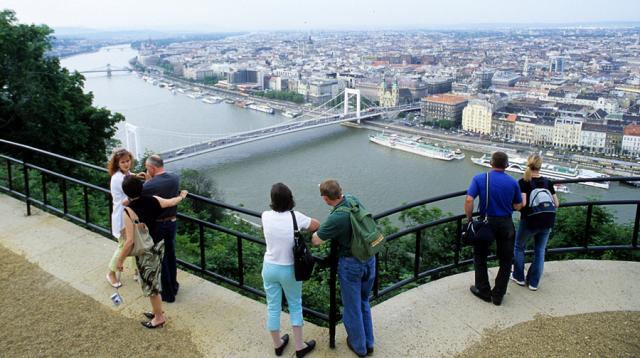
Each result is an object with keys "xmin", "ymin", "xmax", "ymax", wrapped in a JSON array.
[{"xmin": 3, "ymin": 0, "xmax": 640, "ymax": 32}]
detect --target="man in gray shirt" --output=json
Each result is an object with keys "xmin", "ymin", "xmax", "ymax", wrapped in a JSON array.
[{"xmin": 142, "ymin": 154, "xmax": 180, "ymax": 303}]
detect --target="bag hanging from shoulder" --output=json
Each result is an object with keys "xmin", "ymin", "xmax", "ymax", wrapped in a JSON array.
[
  {"xmin": 291, "ymin": 211, "xmax": 315, "ymax": 281},
  {"xmin": 461, "ymin": 172, "xmax": 496, "ymax": 246},
  {"xmin": 526, "ymin": 178, "xmax": 557, "ymax": 229},
  {"xmin": 124, "ymin": 207, "xmax": 154, "ymax": 257},
  {"xmin": 335, "ymin": 196, "xmax": 385, "ymax": 262}
]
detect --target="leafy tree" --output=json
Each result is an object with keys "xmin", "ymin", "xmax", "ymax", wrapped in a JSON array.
[{"xmin": 0, "ymin": 10, "xmax": 123, "ymax": 165}]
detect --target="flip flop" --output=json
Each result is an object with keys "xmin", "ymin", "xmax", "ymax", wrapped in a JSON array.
[{"xmin": 106, "ymin": 273, "xmax": 122, "ymax": 288}]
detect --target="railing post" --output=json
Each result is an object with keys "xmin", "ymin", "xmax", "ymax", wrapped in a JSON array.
[
  {"xmin": 329, "ymin": 256, "xmax": 338, "ymax": 349},
  {"xmin": 237, "ymin": 237, "xmax": 244, "ymax": 286},
  {"xmin": 414, "ymin": 230, "xmax": 422, "ymax": 278},
  {"xmin": 83, "ymin": 186, "xmax": 90, "ymax": 224},
  {"xmin": 454, "ymin": 217, "xmax": 462, "ymax": 265},
  {"xmin": 373, "ymin": 253, "xmax": 380, "ymax": 298},
  {"xmin": 41, "ymin": 173, "xmax": 47, "ymax": 206},
  {"xmin": 23, "ymin": 163, "xmax": 31, "ymax": 216},
  {"xmin": 584, "ymin": 204, "xmax": 593, "ymax": 249},
  {"xmin": 62, "ymin": 180, "xmax": 68, "ymax": 214},
  {"xmin": 199, "ymin": 223, "xmax": 206, "ymax": 271},
  {"xmin": 6, "ymin": 160, "xmax": 12, "ymax": 191},
  {"xmin": 633, "ymin": 203, "xmax": 639, "ymax": 249}
]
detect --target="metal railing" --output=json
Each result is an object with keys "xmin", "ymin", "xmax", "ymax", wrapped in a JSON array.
[{"xmin": 1, "ymin": 139, "xmax": 639, "ymax": 348}]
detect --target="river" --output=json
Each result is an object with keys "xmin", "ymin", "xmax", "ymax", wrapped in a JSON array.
[{"xmin": 61, "ymin": 45, "xmax": 639, "ymax": 224}]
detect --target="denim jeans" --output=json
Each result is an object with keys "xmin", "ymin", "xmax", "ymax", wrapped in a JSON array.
[
  {"xmin": 261, "ymin": 262, "xmax": 303, "ymax": 331},
  {"xmin": 473, "ymin": 217, "xmax": 515, "ymax": 299},
  {"xmin": 338, "ymin": 256, "xmax": 376, "ymax": 356},
  {"xmin": 156, "ymin": 220, "xmax": 178, "ymax": 302},
  {"xmin": 513, "ymin": 219, "xmax": 551, "ymax": 288}
]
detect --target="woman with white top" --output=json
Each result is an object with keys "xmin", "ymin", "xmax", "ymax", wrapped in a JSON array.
[
  {"xmin": 261, "ymin": 183, "xmax": 319, "ymax": 357},
  {"xmin": 105, "ymin": 148, "xmax": 137, "ymax": 288}
]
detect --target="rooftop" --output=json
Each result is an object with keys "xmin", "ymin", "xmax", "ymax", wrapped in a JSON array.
[{"xmin": 422, "ymin": 93, "xmax": 469, "ymax": 105}]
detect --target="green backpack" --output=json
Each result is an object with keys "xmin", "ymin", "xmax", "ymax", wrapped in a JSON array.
[{"xmin": 335, "ymin": 196, "xmax": 385, "ymax": 262}]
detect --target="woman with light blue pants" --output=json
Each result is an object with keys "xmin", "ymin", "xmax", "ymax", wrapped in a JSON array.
[{"xmin": 261, "ymin": 183, "xmax": 319, "ymax": 357}]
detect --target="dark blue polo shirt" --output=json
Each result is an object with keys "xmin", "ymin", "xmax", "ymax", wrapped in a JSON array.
[{"xmin": 467, "ymin": 170, "xmax": 522, "ymax": 217}]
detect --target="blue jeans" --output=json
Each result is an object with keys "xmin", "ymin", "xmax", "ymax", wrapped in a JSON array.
[
  {"xmin": 262, "ymin": 262, "xmax": 303, "ymax": 331},
  {"xmin": 513, "ymin": 219, "xmax": 551, "ymax": 288},
  {"xmin": 338, "ymin": 256, "xmax": 376, "ymax": 356}
]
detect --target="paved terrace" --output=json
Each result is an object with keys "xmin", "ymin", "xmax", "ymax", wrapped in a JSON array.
[{"xmin": 1, "ymin": 193, "xmax": 639, "ymax": 357}]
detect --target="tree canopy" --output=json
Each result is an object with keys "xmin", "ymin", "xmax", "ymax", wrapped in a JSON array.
[{"xmin": 0, "ymin": 10, "xmax": 123, "ymax": 165}]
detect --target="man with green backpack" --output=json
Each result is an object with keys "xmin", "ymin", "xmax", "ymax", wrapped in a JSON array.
[{"xmin": 312, "ymin": 179, "xmax": 384, "ymax": 357}]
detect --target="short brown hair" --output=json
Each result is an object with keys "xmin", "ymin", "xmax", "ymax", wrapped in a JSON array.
[
  {"xmin": 490, "ymin": 151, "xmax": 509, "ymax": 169},
  {"xmin": 270, "ymin": 183, "xmax": 295, "ymax": 212},
  {"xmin": 319, "ymin": 179, "xmax": 342, "ymax": 200},
  {"xmin": 107, "ymin": 148, "xmax": 134, "ymax": 176}
]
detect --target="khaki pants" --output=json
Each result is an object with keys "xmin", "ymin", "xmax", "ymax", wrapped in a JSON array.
[{"xmin": 108, "ymin": 236, "xmax": 137, "ymax": 273}]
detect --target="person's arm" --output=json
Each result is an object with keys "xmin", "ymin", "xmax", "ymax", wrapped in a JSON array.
[
  {"xmin": 306, "ymin": 218, "xmax": 320, "ymax": 232},
  {"xmin": 116, "ymin": 209, "xmax": 135, "ymax": 270},
  {"xmin": 153, "ymin": 190, "xmax": 188, "ymax": 209},
  {"xmin": 518, "ymin": 193, "xmax": 527, "ymax": 211},
  {"xmin": 311, "ymin": 232, "xmax": 325, "ymax": 246},
  {"xmin": 513, "ymin": 201, "xmax": 523, "ymax": 211},
  {"xmin": 553, "ymin": 194, "xmax": 560, "ymax": 208},
  {"xmin": 464, "ymin": 195, "xmax": 475, "ymax": 222},
  {"xmin": 513, "ymin": 182, "xmax": 524, "ymax": 211}
]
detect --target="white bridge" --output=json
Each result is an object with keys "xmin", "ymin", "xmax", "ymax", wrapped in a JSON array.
[{"xmin": 129, "ymin": 89, "xmax": 419, "ymax": 163}]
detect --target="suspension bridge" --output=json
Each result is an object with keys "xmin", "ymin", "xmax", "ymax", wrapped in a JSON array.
[
  {"xmin": 79, "ymin": 64, "xmax": 133, "ymax": 76},
  {"xmin": 139, "ymin": 89, "xmax": 420, "ymax": 163}
]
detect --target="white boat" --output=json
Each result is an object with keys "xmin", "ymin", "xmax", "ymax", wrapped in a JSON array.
[
  {"xmin": 202, "ymin": 96, "xmax": 221, "ymax": 104},
  {"xmin": 282, "ymin": 110, "xmax": 301, "ymax": 118},
  {"xmin": 248, "ymin": 104, "xmax": 275, "ymax": 114},
  {"xmin": 187, "ymin": 93, "xmax": 202, "ymax": 99},
  {"xmin": 554, "ymin": 184, "xmax": 571, "ymax": 194},
  {"xmin": 224, "ymin": 99, "xmax": 234, "ymax": 104},
  {"xmin": 470, "ymin": 154, "xmax": 609, "ymax": 189},
  {"xmin": 369, "ymin": 133, "xmax": 465, "ymax": 161}
]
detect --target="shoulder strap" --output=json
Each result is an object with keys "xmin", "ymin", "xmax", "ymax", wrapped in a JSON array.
[
  {"xmin": 485, "ymin": 172, "xmax": 490, "ymax": 213},
  {"xmin": 124, "ymin": 207, "xmax": 140, "ymax": 224},
  {"xmin": 290, "ymin": 210, "xmax": 299, "ymax": 232}
]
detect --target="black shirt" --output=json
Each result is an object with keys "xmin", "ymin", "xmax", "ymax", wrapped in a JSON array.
[
  {"xmin": 127, "ymin": 196, "xmax": 163, "ymax": 243},
  {"xmin": 142, "ymin": 172, "xmax": 179, "ymax": 219},
  {"xmin": 518, "ymin": 176, "xmax": 556, "ymax": 219}
]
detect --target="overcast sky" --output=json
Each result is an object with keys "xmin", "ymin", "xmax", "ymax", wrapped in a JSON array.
[{"xmin": 3, "ymin": 0, "xmax": 640, "ymax": 32}]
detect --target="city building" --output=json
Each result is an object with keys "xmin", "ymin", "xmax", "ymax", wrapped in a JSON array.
[
  {"xmin": 605, "ymin": 123, "xmax": 624, "ymax": 155},
  {"xmin": 491, "ymin": 113, "xmax": 517, "ymax": 141},
  {"xmin": 533, "ymin": 119, "xmax": 555, "ymax": 146},
  {"xmin": 462, "ymin": 100, "xmax": 493, "ymax": 134},
  {"xmin": 580, "ymin": 123, "xmax": 608, "ymax": 152},
  {"xmin": 553, "ymin": 117, "xmax": 583, "ymax": 148},
  {"xmin": 491, "ymin": 71, "xmax": 521, "ymax": 87},
  {"xmin": 425, "ymin": 77, "xmax": 453, "ymax": 94},
  {"xmin": 421, "ymin": 94, "xmax": 468, "ymax": 123},
  {"xmin": 622, "ymin": 124, "xmax": 640, "ymax": 155},
  {"xmin": 513, "ymin": 117, "xmax": 536, "ymax": 144},
  {"xmin": 379, "ymin": 81, "xmax": 399, "ymax": 107}
]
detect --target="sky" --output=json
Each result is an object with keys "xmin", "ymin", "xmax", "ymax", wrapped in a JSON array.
[{"xmin": 3, "ymin": 0, "xmax": 640, "ymax": 32}]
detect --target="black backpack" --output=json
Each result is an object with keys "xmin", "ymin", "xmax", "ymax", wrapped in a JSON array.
[{"xmin": 526, "ymin": 178, "xmax": 556, "ymax": 229}]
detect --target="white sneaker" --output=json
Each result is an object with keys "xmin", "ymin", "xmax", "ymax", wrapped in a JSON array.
[
  {"xmin": 528, "ymin": 284, "xmax": 538, "ymax": 291},
  {"xmin": 510, "ymin": 273, "xmax": 525, "ymax": 286}
]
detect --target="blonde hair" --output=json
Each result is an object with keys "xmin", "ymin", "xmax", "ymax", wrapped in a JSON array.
[
  {"xmin": 107, "ymin": 148, "xmax": 134, "ymax": 176},
  {"xmin": 523, "ymin": 154, "xmax": 542, "ymax": 182}
]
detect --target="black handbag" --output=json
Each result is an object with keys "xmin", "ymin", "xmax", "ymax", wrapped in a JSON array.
[
  {"xmin": 462, "ymin": 172, "xmax": 495, "ymax": 246},
  {"xmin": 291, "ymin": 211, "xmax": 315, "ymax": 281}
]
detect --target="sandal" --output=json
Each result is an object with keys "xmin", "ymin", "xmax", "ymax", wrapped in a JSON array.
[
  {"xmin": 143, "ymin": 311, "xmax": 165, "ymax": 319},
  {"xmin": 106, "ymin": 273, "xmax": 122, "ymax": 288},
  {"xmin": 141, "ymin": 320, "xmax": 165, "ymax": 329}
]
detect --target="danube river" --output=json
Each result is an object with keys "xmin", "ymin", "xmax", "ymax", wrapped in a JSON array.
[{"xmin": 61, "ymin": 45, "xmax": 638, "ymax": 223}]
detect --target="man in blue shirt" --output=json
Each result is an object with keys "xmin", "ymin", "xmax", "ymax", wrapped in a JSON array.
[{"xmin": 464, "ymin": 151, "xmax": 522, "ymax": 306}]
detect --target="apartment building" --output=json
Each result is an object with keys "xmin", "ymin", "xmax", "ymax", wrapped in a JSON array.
[
  {"xmin": 462, "ymin": 100, "xmax": 492, "ymax": 134},
  {"xmin": 553, "ymin": 117, "xmax": 583, "ymax": 148}
]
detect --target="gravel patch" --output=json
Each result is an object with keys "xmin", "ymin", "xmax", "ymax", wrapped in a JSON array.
[
  {"xmin": 0, "ymin": 245, "xmax": 203, "ymax": 357},
  {"xmin": 457, "ymin": 311, "xmax": 640, "ymax": 357}
]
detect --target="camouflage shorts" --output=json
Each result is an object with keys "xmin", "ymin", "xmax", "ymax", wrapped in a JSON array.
[{"xmin": 135, "ymin": 241, "xmax": 165, "ymax": 297}]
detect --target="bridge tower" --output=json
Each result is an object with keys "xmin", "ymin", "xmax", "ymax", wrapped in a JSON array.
[
  {"xmin": 106, "ymin": 63, "xmax": 112, "ymax": 77},
  {"xmin": 124, "ymin": 123, "xmax": 141, "ymax": 159},
  {"xmin": 343, "ymin": 88, "xmax": 361, "ymax": 122}
]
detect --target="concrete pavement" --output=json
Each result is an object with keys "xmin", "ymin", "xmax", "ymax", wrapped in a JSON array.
[{"xmin": 1, "ymin": 193, "xmax": 638, "ymax": 357}]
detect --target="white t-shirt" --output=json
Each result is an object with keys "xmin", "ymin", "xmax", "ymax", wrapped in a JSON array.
[
  {"xmin": 110, "ymin": 171, "xmax": 129, "ymax": 238},
  {"xmin": 262, "ymin": 210, "xmax": 312, "ymax": 265}
]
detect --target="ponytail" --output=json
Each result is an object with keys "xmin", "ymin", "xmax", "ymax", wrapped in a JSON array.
[{"xmin": 523, "ymin": 154, "xmax": 542, "ymax": 182}]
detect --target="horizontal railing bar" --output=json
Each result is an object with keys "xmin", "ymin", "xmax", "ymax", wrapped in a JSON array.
[
  {"xmin": 374, "ymin": 190, "xmax": 467, "ymax": 220},
  {"xmin": 177, "ymin": 213, "xmax": 265, "ymax": 245},
  {"xmin": 186, "ymin": 192, "xmax": 261, "ymax": 217},
  {"xmin": 0, "ymin": 139, "xmax": 106, "ymax": 172},
  {"xmin": 25, "ymin": 163, "xmax": 110, "ymax": 193}
]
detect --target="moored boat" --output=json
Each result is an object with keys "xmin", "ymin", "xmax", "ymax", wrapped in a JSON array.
[
  {"xmin": 470, "ymin": 154, "xmax": 609, "ymax": 189},
  {"xmin": 369, "ymin": 133, "xmax": 465, "ymax": 161}
]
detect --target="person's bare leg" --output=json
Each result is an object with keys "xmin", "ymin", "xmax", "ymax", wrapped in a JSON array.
[
  {"xmin": 270, "ymin": 330, "xmax": 283, "ymax": 348},
  {"xmin": 292, "ymin": 325, "xmax": 307, "ymax": 350},
  {"xmin": 149, "ymin": 295, "xmax": 165, "ymax": 325}
]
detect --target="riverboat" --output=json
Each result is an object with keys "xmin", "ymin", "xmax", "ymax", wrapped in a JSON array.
[
  {"xmin": 369, "ymin": 133, "xmax": 465, "ymax": 161},
  {"xmin": 470, "ymin": 154, "xmax": 610, "ymax": 189},
  {"xmin": 248, "ymin": 104, "xmax": 275, "ymax": 114}
]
